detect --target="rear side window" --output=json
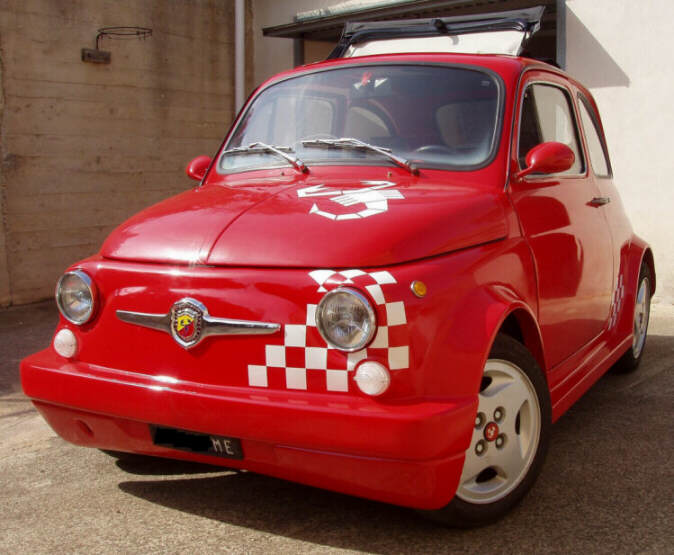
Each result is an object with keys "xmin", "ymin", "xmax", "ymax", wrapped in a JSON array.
[
  {"xmin": 518, "ymin": 83, "xmax": 584, "ymax": 175},
  {"xmin": 577, "ymin": 96, "xmax": 611, "ymax": 177}
]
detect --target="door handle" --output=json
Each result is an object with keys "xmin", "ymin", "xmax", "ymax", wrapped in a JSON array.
[{"xmin": 589, "ymin": 197, "xmax": 611, "ymax": 207}]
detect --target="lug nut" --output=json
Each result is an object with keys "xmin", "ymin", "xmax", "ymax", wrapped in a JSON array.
[
  {"xmin": 475, "ymin": 412, "xmax": 486, "ymax": 429},
  {"xmin": 475, "ymin": 440, "xmax": 487, "ymax": 455},
  {"xmin": 495, "ymin": 434, "xmax": 506, "ymax": 449},
  {"xmin": 494, "ymin": 407, "xmax": 505, "ymax": 422}
]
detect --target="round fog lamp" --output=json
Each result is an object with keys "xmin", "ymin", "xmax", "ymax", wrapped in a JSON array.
[
  {"xmin": 354, "ymin": 361, "xmax": 390, "ymax": 396},
  {"xmin": 53, "ymin": 329, "xmax": 78, "ymax": 359}
]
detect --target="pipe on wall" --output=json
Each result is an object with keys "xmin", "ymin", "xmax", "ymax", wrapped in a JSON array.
[{"xmin": 235, "ymin": 0, "xmax": 245, "ymax": 112}]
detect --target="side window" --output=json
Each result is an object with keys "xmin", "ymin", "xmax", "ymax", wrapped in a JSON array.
[
  {"xmin": 518, "ymin": 83, "xmax": 585, "ymax": 175},
  {"xmin": 577, "ymin": 96, "xmax": 611, "ymax": 177},
  {"xmin": 518, "ymin": 88, "xmax": 540, "ymax": 167}
]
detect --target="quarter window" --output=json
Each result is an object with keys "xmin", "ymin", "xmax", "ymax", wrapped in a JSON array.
[
  {"xmin": 578, "ymin": 96, "xmax": 611, "ymax": 177},
  {"xmin": 519, "ymin": 84, "xmax": 585, "ymax": 175}
]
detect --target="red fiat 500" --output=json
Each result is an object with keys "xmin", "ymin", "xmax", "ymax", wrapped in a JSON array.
[{"xmin": 21, "ymin": 10, "xmax": 654, "ymax": 526}]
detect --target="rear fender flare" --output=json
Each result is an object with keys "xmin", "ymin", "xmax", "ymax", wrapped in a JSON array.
[{"xmin": 618, "ymin": 238, "xmax": 655, "ymax": 336}]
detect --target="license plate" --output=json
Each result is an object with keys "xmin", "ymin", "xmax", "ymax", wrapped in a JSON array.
[{"xmin": 150, "ymin": 425, "xmax": 244, "ymax": 460}]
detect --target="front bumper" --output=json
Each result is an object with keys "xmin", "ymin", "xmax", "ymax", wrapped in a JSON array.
[{"xmin": 22, "ymin": 349, "xmax": 475, "ymax": 510}]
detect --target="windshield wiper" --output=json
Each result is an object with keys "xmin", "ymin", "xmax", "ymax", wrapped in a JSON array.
[
  {"xmin": 221, "ymin": 142, "xmax": 309, "ymax": 173},
  {"xmin": 301, "ymin": 137, "xmax": 418, "ymax": 174}
]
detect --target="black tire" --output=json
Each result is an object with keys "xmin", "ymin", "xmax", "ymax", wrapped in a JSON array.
[
  {"xmin": 419, "ymin": 334, "xmax": 551, "ymax": 527},
  {"xmin": 612, "ymin": 264, "xmax": 652, "ymax": 374}
]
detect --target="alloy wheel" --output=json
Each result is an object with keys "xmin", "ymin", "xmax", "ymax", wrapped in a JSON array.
[{"xmin": 457, "ymin": 359, "xmax": 541, "ymax": 504}]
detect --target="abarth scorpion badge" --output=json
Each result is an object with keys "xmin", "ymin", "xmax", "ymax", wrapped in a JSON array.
[
  {"xmin": 116, "ymin": 297, "xmax": 281, "ymax": 350},
  {"xmin": 170, "ymin": 298, "xmax": 205, "ymax": 348}
]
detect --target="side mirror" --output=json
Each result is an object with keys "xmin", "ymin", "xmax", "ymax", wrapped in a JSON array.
[
  {"xmin": 186, "ymin": 156, "xmax": 212, "ymax": 182},
  {"xmin": 515, "ymin": 142, "xmax": 575, "ymax": 180}
]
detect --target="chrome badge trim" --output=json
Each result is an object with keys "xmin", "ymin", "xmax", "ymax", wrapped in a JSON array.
[{"xmin": 116, "ymin": 297, "xmax": 280, "ymax": 349}]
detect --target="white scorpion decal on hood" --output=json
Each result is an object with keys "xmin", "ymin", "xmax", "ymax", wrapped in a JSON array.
[{"xmin": 297, "ymin": 181, "xmax": 404, "ymax": 221}]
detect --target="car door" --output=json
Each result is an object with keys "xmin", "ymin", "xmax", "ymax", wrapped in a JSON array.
[
  {"xmin": 575, "ymin": 92, "xmax": 631, "ymax": 285},
  {"xmin": 509, "ymin": 72, "xmax": 614, "ymax": 368}
]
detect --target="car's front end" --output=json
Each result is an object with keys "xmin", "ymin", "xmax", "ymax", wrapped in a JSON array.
[{"xmin": 22, "ymin": 54, "xmax": 534, "ymax": 510}]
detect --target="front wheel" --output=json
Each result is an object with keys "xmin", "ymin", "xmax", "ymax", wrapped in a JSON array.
[{"xmin": 421, "ymin": 334, "xmax": 551, "ymax": 527}]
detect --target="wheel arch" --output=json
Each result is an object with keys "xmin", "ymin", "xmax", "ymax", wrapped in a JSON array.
[
  {"xmin": 497, "ymin": 308, "xmax": 547, "ymax": 377},
  {"xmin": 616, "ymin": 237, "xmax": 655, "ymax": 340},
  {"xmin": 474, "ymin": 283, "xmax": 547, "ymax": 379},
  {"xmin": 641, "ymin": 247, "xmax": 656, "ymax": 295}
]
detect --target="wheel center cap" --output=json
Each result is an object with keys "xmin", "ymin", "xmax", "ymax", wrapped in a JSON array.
[{"xmin": 484, "ymin": 422, "xmax": 499, "ymax": 442}]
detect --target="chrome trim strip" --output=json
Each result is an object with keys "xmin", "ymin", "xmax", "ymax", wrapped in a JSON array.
[
  {"xmin": 201, "ymin": 315, "xmax": 281, "ymax": 336},
  {"xmin": 116, "ymin": 309, "xmax": 280, "ymax": 339},
  {"xmin": 116, "ymin": 310, "xmax": 171, "ymax": 332}
]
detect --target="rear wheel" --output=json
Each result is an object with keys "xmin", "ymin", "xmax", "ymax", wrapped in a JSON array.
[
  {"xmin": 613, "ymin": 264, "xmax": 651, "ymax": 373},
  {"xmin": 421, "ymin": 334, "xmax": 551, "ymax": 527}
]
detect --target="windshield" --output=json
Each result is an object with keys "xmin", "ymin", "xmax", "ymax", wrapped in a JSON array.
[{"xmin": 221, "ymin": 64, "xmax": 502, "ymax": 173}]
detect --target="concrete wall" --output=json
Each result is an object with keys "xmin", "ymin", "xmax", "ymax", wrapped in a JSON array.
[
  {"xmin": 566, "ymin": 0, "xmax": 674, "ymax": 304},
  {"xmin": 0, "ymin": 52, "xmax": 10, "ymax": 305},
  {"xmin": 0, "ymin": 0, "xmax": 237, "ymax": 306}
]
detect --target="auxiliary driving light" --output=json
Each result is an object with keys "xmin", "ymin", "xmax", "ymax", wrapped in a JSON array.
[
  {"xmin": 354, "ymin": 361, "xmax": 391, "ymax": 396},
  {"xmin": 53, "ymin": 328, "xmax": 78, "ymax": 359}
]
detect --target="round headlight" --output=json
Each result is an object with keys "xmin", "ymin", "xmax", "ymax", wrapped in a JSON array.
[
  {"xmin": 315, "ymin": 287, "xmax": 376, "ymax": 352},
  {"xmin": 55, "ymin": 270, "xmax": 96, "ymax": 325}
]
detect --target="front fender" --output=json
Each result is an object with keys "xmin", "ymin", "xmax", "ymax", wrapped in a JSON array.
[{"xmin": 393, "ymin": 236, "xmax": 540, "ymax": 402}]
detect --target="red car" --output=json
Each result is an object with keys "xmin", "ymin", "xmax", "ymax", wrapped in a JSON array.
[{"xmin": 22, "ymin": 9, "xmax": 654, "ymax": 526}]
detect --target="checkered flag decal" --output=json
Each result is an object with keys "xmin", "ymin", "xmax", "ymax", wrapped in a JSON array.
[
  {"xmin": 247, "ymin": 269, "xmax": 409, "ymax": 392},
  {"xmin": 608, "ymin": 273, "xmax": 624, "ymax": 330}
]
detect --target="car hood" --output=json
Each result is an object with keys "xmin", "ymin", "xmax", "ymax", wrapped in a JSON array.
[{"xmin": 100, "ymin": 173, "xmax": 508, "ymax": 268}]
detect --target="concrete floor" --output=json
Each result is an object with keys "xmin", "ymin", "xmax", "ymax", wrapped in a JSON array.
[{"xmin": 1, "ymin": 301, "xmax": 672, "ymax": 553}]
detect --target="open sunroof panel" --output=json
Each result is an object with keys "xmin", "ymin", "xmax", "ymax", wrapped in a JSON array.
[{"xmin": 329, "ymin": 6, "xmax": 545, "ymax": 59}]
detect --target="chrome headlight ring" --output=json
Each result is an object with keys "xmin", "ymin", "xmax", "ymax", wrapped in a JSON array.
[
  {"xmin": 315, "ymin": 287, "xmax": 377, "ymax": 352},
  {"xmin": 55, "ymin": 270, "xmax": 97, "ymax": 325}
]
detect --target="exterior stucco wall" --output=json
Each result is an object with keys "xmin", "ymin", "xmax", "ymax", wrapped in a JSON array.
[
  {"xmin": 252, "ymin": 0, "xmax": 335, "ymax": 86},
  {"xmin": 0, "ymin": 0, "xmax": 236, "ymax": 306},
  {"xmin": 566, "ymin": 0, "xmax": 674, "ymax": 304}
]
